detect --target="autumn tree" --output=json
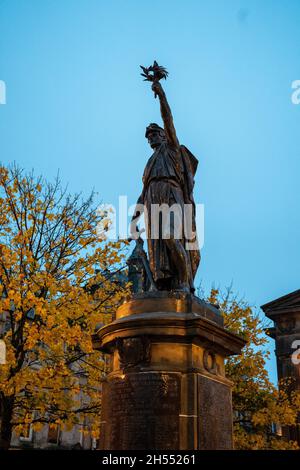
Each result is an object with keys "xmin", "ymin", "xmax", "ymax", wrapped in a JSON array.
[
  {"xmin": 206, "ymin": 287, "xmax": 300, "ymax": 450},
  {"xmin": 0, "ymin": 164, "xmax": 129, "ymax": 449}
]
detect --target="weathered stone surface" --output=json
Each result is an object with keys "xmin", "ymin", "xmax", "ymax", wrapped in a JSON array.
[
  {"xmin": 116, "ymin": 291, "xmax": 223, "ymax": 326},
  {"xmin": 100, "ymin": 372, "xmax": 180, "ymax": 450},
  {"xmin": 94, "ymin": 293, "xmax": 245, "ymax": 450},
  {"xmin": 197, "ymin": 375, "xmax": 233, "ymax": 449}
]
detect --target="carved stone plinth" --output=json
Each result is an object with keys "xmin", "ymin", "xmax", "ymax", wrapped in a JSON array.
[{"xmin": 93, "ymin": 292, "xmax": 245, "ymax": 450}]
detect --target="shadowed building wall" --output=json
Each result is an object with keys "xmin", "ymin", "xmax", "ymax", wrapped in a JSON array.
[{"xmin": 261, "ymin": 289, "xmax": 300, "ymax": 445}]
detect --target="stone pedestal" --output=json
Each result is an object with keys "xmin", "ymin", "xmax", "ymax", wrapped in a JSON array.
[{"xmin": 93, "ymin": 292, "xmax": 245, "ymax": 450}]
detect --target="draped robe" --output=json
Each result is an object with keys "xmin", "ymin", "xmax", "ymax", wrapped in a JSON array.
[{"xmin": 141, "ymin": 141, "xmax": 200, "ymax": 290}]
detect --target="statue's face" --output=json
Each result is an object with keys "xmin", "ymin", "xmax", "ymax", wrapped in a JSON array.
[{"xmin": 147, "ymin": 130, "xmax": 164, "ymax": 149}]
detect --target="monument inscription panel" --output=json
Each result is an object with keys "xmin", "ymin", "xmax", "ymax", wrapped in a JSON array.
[
  {"xmin": 102, "ymin": 372, "xmax": 181, "ymax": 450},
  {"xmin": 197, "ymin": 375, "xmax": 233, "ymax": 449}
]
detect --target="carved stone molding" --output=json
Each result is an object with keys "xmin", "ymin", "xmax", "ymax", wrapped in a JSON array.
[
  {"xmin": 116, "ymin": 336, "xmax": 151, "ymax": 370},
  {"xmin": 203, "ymin": 349, "xmax": 217, "ymax": 374},
  {"xmin": 277, "ymin": 319, "xmax": 296, "ymax": 334}
]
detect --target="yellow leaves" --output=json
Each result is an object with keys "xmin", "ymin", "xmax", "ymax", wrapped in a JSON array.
[
  {"xmin": 0, "ymin": 164, "xmax": 131, "ymax": 436},
  {"xmin": 234, "ymin": 425, "xmax": 300, "ymax": 450},
  {"xmin": 63, "ymin": 217, "xmax": 73, "ymax": 229},
  {"xmin": 14, "ymin": 310, "xmax": 23, "ymax": 322},
  {"xmin": 207, "ymin": 288, "xmax": 219, "ymax": 305},
  {"xmin": 234, "ymin": 427, "xmax": 265, "ymax": 450},
  {"xmin": 210, "ymin": 286, "xmax": 300, "ymax": 450},
  {"xmin": 46, "ymin": 213, "xmax": 55, "ymax": 221},
  {"xmin": 26, "ymin": 291, "xmax": 36, "ymax": 302},
  {"xmin": 0, "ymin": 166, "xmax": 9, "ymax": 183},
  {"xmin": 252, "ymin": 387, "xmax": 300, "ymax": 429},
  {"xmin": 67, "ymin": 325, "xmax": 83, "ymax": 347},
  {"xmin": 1, "ymin": 298, "xmax": 11, "ymax": 311},
  {"xmin": 32, "ymin": 422, "xmax": 44, "ymax": 433},
  {"xmin": 25, "ymin": 324, "xmax": 39, "ymax": 350},
  {"xmin": 46, "ymin": 315, "xmax": 56, "ymax": 329},
  {"xmin": 91, "ymin": 429, "xmax": 100, "ymax": 440},
  {"xmin": 85, "ymin": 266, "xmax": 94, "ymax": 275}
]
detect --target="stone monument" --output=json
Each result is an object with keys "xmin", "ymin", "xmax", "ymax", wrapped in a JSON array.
[{"xmin": 93, "ymin": 62, "xmax": 245, "ymax": 450}]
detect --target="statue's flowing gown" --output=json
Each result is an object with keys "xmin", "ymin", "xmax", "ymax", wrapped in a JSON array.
[{"xmin": 141, "ymin": 142, "xmax": 200, "ymax": 290}]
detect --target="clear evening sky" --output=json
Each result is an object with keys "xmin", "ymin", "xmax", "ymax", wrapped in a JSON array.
[{"xmin": 1, "ymin": 0, "xmax": 300, "ymax": 381}]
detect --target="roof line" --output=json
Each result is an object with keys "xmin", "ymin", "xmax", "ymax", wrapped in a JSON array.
[{"xmin": 261, "ymin": 288, "xmax": 300, "ymax": 311}]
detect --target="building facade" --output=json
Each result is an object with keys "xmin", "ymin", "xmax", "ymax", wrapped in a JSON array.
[{"xmin": 261, "ymin": 289, "xmax": 300, "ymax": 445}]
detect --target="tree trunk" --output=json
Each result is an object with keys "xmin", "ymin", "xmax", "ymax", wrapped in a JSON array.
[{"xmin": 0, "ymin": 395, "xmax": 14, "ymax": 450}]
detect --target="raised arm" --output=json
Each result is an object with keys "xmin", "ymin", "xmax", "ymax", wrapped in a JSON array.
[{"xmin": 152, "ymin": 81, "xmax": 179, "ymax": 149}]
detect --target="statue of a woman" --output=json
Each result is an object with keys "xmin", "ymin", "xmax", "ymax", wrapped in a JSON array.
[{"xmin": 131, "ymin": 70, "xmax": 200, "ymax": 293}]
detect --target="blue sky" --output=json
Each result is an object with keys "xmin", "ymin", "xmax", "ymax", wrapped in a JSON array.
[{"xmin": 1, "ymin": 0, "xmax": 300, "ymax": 381}]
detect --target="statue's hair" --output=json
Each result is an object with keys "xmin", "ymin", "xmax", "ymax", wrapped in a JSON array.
[{"xmin": 145, "ymin": 123, "xmax": 166, "ymax": 139}]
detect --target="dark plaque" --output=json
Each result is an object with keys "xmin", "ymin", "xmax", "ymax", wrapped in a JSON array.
[
  {"xmin": 101, "ymin": 372, "xmax": 181, "ymax": 450},
  {"xmin": 197, "ymin": 375, "xmax": 233, "ymax": 449},
  {"xmin": 116, "ymin": 336, "xmax": 151, "ymax": 370}
]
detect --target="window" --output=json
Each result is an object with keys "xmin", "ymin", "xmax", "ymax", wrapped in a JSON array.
[
  {"xmin": 47, "ymin": 424, "xmax": 60, "ymax": 444},
  {"xmin": 19, "ymin": 416, "xmax": 33, "ymax": 442}
]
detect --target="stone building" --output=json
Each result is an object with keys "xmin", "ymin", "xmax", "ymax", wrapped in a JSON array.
[
  {"xmin": 261, "ymin": 289, "xmax": 300, "ymax": 445},
  {"xmin": 10, "ymin": 421, "xmax": 96, "ymax": 450}
]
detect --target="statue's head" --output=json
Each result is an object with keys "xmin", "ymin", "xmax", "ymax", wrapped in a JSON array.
[{"xmin": 145, "ymin": 123, "xmax": 166, "ymax": 149}]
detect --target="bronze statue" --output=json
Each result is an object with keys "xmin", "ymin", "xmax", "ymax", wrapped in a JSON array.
[{"xmin": 130, "ymin": 62, "xmax": 200, "ymax": 293}]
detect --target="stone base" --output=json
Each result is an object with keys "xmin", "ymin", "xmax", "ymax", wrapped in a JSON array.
[{"xmin": 93, "ymin": 291, "xmax": 245, "ymax": 450}]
